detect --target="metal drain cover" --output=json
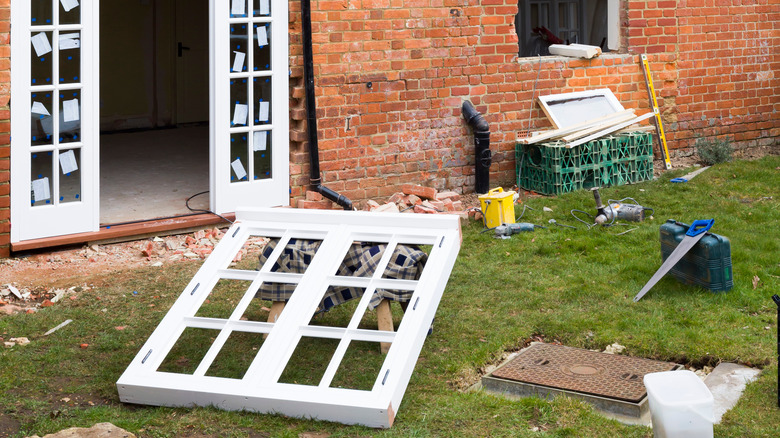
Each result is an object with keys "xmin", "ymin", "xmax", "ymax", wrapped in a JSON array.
[{"xmin": 490, "ymin": 343, "xmax": 678, "ymax": 403}]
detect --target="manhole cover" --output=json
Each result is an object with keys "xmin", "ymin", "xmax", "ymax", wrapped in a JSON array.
[{"xmin": 490, "ymin": 343, "xmax": 678, "ymax": 403}]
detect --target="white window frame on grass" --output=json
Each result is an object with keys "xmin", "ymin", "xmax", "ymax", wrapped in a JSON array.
[{"xmin": 117, "ymin": 208, "xmax": 461, "ymax": 428}]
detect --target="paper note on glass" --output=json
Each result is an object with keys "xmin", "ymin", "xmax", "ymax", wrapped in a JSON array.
[
  {"xmin": 233, "ymin": 103, "xmax": 248, "ymax": 126},
  {"xmin": 231, "ymin": 0, "xmax": 246, "ymax": 15},
  {"xmin": 63, "ymin": 99, "xmax": 80, "ymax": 122},
  {"xmin": 257, "ymin": 26, "xmax": 268, "ymax": 47},
  {"xmin": 257, "ymin": 101, "xmax": 270, "ymax": 122},
  {"xmin": 32, "ymin": 177, "xmax": 51, "ymax": 202},
  {"xmin": 32, "ymin": 102, "xmax": 50, "ymax": 116},
  {"xmin": 59, "ymin": 150, "xmax": 78, "ymax": 174},
  {"xmin": 253, "ymin": 131, "xmax": 268, "ymax": 151},
  {"xmin": 41, "ymin": 116, "xmax": 54, "ymax": 135},
  {"xmin": 232, "ymin": 51, "xmax": 246, "ymax": 72},
  {"xmin": 59, "ymin": 33, "xmax": 81, "ymax": 50},
  {"xmin": 231, "ymin": 159, "xmax": 247, "ymax": 180},
  {"xmin": 61, "ymin": 0, "xmax": 80, "ymax": 12},
  {"xmin": 32, "ymin": 33, "xmax": 53, "ymax": 57},
  {"xmin": 260, "ymin": 0, "xmax": 270, "ymax": 15}
]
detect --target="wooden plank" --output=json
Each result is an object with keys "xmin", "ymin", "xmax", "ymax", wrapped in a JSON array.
[
  {"xmin": 519, "ymin": 109, "xmax": 635, "ymax": 145},
  {"xmin": 377, "ymin": 299, "xmax": 394, "ymax": 354},
  {"xmin": 560, "ymin": 111, "xmax": 638, "ymax": 142},
  {"xmin": 10, "ymin": 213, "xmax": 236, "ymax": 252},
  {"xmin": 567, "ymin": 112, "xmax": 656, "ymax": 147}
]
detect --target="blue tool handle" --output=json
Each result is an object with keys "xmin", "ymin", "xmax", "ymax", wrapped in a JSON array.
[
  {"xmin": 686, "ymin": 219, "xmax": 714, "ymax": 237},
  {"xmin": 670, "ymin": 177, "xmax": 688, "ymax": 183}
]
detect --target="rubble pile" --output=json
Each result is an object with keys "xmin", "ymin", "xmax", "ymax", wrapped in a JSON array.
[{"xmin": 362, "ymin": 184, "xmax": 478, "ymax": 220}]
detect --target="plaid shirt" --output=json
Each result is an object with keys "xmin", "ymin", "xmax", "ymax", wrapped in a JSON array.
[{"xmin": 255, "ymin": 239, "xmax": 427, "ymax": 312}]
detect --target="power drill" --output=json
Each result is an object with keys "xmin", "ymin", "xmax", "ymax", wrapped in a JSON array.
[
  {"xmin": 592, "ymin": 187, "xmax": 648, "ymax": 224},
  {"xmin": 494, "ymin": 222, "xmax": 545, "ymax": 237}
]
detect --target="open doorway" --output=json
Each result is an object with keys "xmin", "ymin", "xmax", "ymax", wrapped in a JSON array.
[{"xmin": 99, "ymin": 0, "xmax": 209, "ymax": 224}]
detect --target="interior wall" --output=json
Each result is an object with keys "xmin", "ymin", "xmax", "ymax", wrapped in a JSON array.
[{"xmin": 100, "ymin": 0, "xmax": 176, "ymax": 132}]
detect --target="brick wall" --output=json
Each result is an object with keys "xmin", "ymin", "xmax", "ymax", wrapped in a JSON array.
[
  {"xmin": 672, "ymin": 0, "xmax": 780, "ymax": 149},
  {"xmin": 0, "ymin": 0, "xmax": 9, "ymax": 258},
  {"xmin": 287, "ymin": 0, "xmax": 777, "ymax": 209}
]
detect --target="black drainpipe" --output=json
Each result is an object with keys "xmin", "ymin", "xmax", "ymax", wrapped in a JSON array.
[
  {"xmin": 301, "ymin": 0, "xmax": 353, "ymax": 210},
  {"xmin": 461, "ymin": 101, "xmax": 492, "ymax": 194}
]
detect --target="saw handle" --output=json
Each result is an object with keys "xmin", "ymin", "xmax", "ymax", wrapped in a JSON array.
[{"xmin": 686, "ymin": 219, "xmax": 714, "ymax": 237}]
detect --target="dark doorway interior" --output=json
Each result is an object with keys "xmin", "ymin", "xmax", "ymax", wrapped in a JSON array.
[{"xmin": 99, "ymin": 0, "xmax": 209, "ymax": 224}]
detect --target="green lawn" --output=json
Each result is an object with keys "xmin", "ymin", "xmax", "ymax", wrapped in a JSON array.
[{"xmin": 1, "ymin": 156, "xmax": 779, "ymax": 437}]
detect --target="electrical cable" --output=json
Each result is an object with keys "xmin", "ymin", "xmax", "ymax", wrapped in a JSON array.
[
  {"xmin": 570, "ymin": 209, "xmax": 597, "ymax": 229},
  {"xmin": 185, "ymin": 191, "xmax": 235, "ymax": 224},
  {"xmin": 517, "ymin": 204, "xmax": 534, "ymax": 221}
]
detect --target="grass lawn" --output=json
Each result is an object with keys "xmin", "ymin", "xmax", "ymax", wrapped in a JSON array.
[{"xmin": 1, "ymin": 156, "xmax": 779, "ymax": 437}]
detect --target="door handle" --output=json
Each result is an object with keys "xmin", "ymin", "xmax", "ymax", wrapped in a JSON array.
[{"xmin": 178, "ymin": 42, "xmax": 191, "ymax": 57}]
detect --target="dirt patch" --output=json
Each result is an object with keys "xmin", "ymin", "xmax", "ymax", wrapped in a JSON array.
[{"xmin": 0, "ymin": 412, "xmax": 21, "ymax": 438}]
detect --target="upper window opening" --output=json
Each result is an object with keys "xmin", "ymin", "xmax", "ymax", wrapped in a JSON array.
[{"xmin": 516, "ymin": 0, "xmax": 611, "ymax": 57}]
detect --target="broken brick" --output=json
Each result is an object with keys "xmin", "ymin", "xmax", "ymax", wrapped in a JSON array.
[
  {"xmin": 388, "ymin": 192, "xmax": 405, "ymax": 204},
  {"xmin": 413, "ymin": 205, "xmax": 437, "ymax": 214},
  {"xmin": 401, "ymin": 184, "xmax": 437, "ymax": 200},
  {"xmin": 406, "ymin": 194, "xmax": 422, "ymax": 205},
  {"xmin": 452, "ymin": 200, "xmax": 463, "ymax": 211},
  {"xmin": 365, "ymin": 199, "xmax": 381, "ymax": 211},
  {"xmin": 428, "ymin": 200, "xmax": 445, "ymax": 211},
  {"xmin": 373, "ymin": 202, "xmax": 400, "ymax": 213},
  {"xmin": 141, "ymin": 241, "xmax": 155, "ymax": 258},
  {"xmin": 442, "ymin": 198, "xmax": 455, "ymax": 211},
  {"xmin": 435, "ymin": 191, "xmax": 461, "ymax": 202}
]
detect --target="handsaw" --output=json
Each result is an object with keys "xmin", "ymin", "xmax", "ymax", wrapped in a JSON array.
[{"xmin": 634, "ymin": 219, "xmax": 714, "ymax": 302}]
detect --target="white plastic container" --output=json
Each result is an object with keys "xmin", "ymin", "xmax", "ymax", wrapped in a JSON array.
[{"xmin": 644, "ymin": 370, "xmax": 715, "ymax": 438}]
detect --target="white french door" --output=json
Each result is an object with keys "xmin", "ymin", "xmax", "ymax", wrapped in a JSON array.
[
  {"xmin": 10, "ymin": 0, "xmax": 289, "ymax": 243},
  {"xmin": 210, "ymin": 0, "xmax": 289, "ymax": 214},
  {"xmin": 10, "ymin": 0, "xmax": 99, "ymax": 242}
]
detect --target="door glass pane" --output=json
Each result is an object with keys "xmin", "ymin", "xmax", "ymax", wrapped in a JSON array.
[
  {"xmin": 31, "ymin": 152, "xmax": 54, "ymax": 207},
  {"xmin": 31, "ymin": 92, "xmax": 54, "ymax": 146},
  {"xmin": 230, "ymin": 0, "xmax": 248, "ymax": 18},
  {"xmin": 59, "ymin": 31, "xmax": 81, "ymax": 84},
  {"xmin": 253, "ymin": 77, "xmax": 271, "ymax": 125},
  {"xmin": 59, "ymin": 148, "xmax": 82, "ymax": 204},
  {"xmin": 230, "ymin": 79, "xmax": 249, "ymax": 127},
  {"xmin": 230, "ymin": 24, "xmax": 249, "ymax": 72},
  {"xmin": 253, "ymin": 24, "xmax": 271, "ymax": 72},
  {"xmin": 31, "ymin": 31, "xmax": 53, "ymax": 86},
  {"xmin": 31, "ymin": 0, "xmax": 53, "ymax": 26},
  {"xmin": 230, "ymin": 133, "xmax": 249, "ymax": 183},
  {"xmin": 253, "ymin": 130, "xmax": 271, "ymax": 180},
  {"xmin": 60, "ymin": 0, "xmax": 81, "ymax": 25},
  {"xmin": 253, "ymin": 0, "xmax": 271, "ymax": 16},
  {"xmin": 59, "ymin": 89, "xmax": 81, "ymax": 144}
]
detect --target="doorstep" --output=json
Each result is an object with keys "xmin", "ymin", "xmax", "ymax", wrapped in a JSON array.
[{"xmin": 10, "ymin": 213, "xmax": 236, "ymax": 253}]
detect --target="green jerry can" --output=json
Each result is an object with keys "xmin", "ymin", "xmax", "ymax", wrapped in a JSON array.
[{"xmin": 659, "ymin": 219, "xmax": 733, "ymax": 292}]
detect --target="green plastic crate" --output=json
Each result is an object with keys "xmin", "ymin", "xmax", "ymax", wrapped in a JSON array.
[{"xmin": 516, "ymin": 132, "xmax": 653, "ymax": 195}]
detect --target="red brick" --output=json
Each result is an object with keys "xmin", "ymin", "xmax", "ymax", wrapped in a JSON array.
[
  {"xmin": 413, "ymin": 205, "xmax": 437, "ymax": 214},
  {"xmin": 435, "ymin": 191, "xmax": 461, "ymax": 201},
  {"xmin": 401, "ymin": 184, "xmax": 437, "ymax": 200}
]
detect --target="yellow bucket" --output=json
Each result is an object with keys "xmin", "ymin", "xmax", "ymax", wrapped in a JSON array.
[{"xmin": 478, "ymin": 187, "xmax": 516, "ymax": 228}]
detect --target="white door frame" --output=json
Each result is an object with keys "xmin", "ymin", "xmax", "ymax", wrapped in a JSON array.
[
  {"xmin": 10, "ymin": 0, "xmax": 100, "ymax": 242},
  {"xmin": 10, "ymin": 0, "xmax": 290, "ymax": 244},
  {"xmin": 210, "ymin": 0, "xmax": 290, "ymax": 214}
]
